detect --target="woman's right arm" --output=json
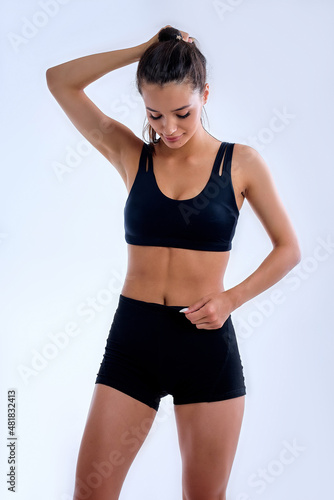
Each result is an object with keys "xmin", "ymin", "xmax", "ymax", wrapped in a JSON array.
[{"xmin": 46, "ymin": 34, "xmax": 159, "ymax": 182}]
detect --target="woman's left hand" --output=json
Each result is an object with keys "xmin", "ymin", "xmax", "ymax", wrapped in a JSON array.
[{"xmin": 180, "ymin": 291, "xmax": 235, "ymax": 330}]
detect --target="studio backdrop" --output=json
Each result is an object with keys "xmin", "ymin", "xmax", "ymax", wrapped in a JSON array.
[{"xmin": 1, "ymin": 1, "xmax": 333, "ymax": 499}]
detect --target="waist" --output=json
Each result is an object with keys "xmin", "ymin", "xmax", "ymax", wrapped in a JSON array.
[{"xmin": 122, "ymin": 244, "xmax": 229, "ymax": 306}]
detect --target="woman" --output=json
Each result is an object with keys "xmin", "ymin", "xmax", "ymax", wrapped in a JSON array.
[{"xmin": 46, "ymin": 25, "xmax": 301, "ymax": 500}]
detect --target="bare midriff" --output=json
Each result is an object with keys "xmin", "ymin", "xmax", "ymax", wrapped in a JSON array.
[{"xmin": 121, "ymin": 244, "xmax": 230, "ymax": 306}]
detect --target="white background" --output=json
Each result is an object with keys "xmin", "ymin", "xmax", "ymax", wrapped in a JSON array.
[{"xmin": 1, "ymin": 1, "xmax": 333, "ymax": 499}]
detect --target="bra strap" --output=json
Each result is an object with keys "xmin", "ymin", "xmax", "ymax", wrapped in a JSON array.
[
  {"xmin": 213, "ymin": 142, "xmax": 227, "ymax": 176},
  {"xmin": 224, "ymin": 143, "xmax": 234, "ymax": 175},
  {"xmin": 139, "ymin": 142, "xmax": 151, "ymax": 173},
  {"xmin": 215, "ymin": 142, "xmax": 234, "ymax": 176}
]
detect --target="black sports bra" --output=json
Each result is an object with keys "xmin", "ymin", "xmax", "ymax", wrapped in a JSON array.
[{"xmin": 124, "ymin": 141, "xmax": 239, "ymax": 252}]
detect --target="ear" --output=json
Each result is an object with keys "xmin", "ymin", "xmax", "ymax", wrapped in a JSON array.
[{"xmin": 202, "ymin": 83, "xmax": 209, "ymax": 105}]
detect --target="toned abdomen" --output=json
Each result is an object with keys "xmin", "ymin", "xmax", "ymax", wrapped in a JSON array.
[{"xmin": 121, "ymin": 244, "xmax": 230, "ymax": 306}]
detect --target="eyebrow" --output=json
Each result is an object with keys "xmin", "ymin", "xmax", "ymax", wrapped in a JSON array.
[{"xmin": 146, "ymin": 104, "xmax": 191, "ymax": 113}]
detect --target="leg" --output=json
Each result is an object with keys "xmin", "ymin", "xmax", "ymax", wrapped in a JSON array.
[
  {"xmin": 174, "ymin": 395, "xmax": 245, "ymax": 500},
  {"xmin": 73, "ymin": 383, "xmax": 157, "ymax": 500}
]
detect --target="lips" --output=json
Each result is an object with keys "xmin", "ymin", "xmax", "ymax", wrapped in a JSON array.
[{"xmin": 164, "ymin": 134, "xmax": 182, "ymax": 141}]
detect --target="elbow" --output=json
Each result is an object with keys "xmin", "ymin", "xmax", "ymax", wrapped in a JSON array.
[
  {"xmin": 46, "ymin": 67, "xmax": 57, "ymax": 91},
  {"xmin": 292, "ymin": 246, "xmax": 302, "ymax": 267},
  {"xmin": 274, "ymin": 239, "xmax": 302, "ymax": 270},
  {"xmin": 46, "ymin": 67, "xmax": 63, "ymax": 92},
  {"xmin": 287, "ymin": 241, "xmax": 302, "ymax": 269}
]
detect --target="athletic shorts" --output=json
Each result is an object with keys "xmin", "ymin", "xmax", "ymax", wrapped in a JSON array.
[{"xmin": 95, "ymin": 293, "xmax": 246, "ymax": 411}]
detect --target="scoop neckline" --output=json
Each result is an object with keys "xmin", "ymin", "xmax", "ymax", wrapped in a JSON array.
[{"xmin": 150, "ymin": 142, "xmax": 225, "ymax": 203}]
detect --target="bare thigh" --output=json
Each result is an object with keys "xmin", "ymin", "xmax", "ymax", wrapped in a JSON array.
[
  {"xmin": 174, "ymin": 396, "xmax": 245, "ymax": 500},
  {"xmin": 73, "ymin": 383, "xmax": 157, "ymax": 500}
]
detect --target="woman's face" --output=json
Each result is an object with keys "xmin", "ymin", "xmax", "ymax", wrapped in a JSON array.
[{"xmin": 141, "ymin": 81, "xmax": 209, "ymax": 148}]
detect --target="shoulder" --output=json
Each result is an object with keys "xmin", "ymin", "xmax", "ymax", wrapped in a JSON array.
[
  {"xmin": 231, "ymin": 142, "xmax": 260, "ymax": 166},
  {"xmin": 231, "ymin": 143, "xmax": 273, "ymax": 197}
]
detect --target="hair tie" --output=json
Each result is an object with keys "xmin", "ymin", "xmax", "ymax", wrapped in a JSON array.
[{"xmin": 158, "ymin": 28, "xmax": 183, "ymax": 43}]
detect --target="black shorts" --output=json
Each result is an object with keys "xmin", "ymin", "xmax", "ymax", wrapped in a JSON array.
[{"xmin": 95, "ymin": 294, "xmax": 246, "ymax": 411}]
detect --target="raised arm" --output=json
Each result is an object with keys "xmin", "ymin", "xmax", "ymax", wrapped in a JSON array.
[{"xmin": 45, "ymin": 30, "xmax": 161, "ymax": 183}]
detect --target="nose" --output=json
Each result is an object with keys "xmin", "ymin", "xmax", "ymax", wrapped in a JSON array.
[{"xmin": 161, "ymin": 117, "xmax": 178, "ymax": 136}]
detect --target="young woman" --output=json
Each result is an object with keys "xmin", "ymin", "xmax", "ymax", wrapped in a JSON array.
[{"xmin": 46, "ymin": 25, "xmax": 301, "ymax": 500}]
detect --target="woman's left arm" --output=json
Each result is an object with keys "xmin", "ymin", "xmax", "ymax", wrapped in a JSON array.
[
  {"xmin": 183, "ymin": 145, "xmax": 302, "ymax": 328},
  {"xmin": 225, "ymin": 144, "xmax": 301, "ymax": 311}
]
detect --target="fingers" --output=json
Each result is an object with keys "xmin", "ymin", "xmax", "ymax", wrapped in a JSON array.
[
  {"xmin": 179, "ymin": 30, "xmax": 193, "ymax": 43},
  {"xmin": 184, "ymin": 308, "xmax": 208, "ymax": 324},
  {"xmin": 181, "ymin": 297, "xmax": 208, "ymax": 315},
  {"xmin": 183, "ymin": 299, "xmax": 216, "ymax": 326}
]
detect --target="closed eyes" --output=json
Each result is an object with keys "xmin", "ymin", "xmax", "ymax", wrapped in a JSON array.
[{"xmin": 149, "ymin": 112, "xmax": 191, "ymax": 120}]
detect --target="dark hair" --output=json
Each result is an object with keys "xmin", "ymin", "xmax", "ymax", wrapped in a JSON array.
[{"xmin": 136, "ymin": 26, "xmax": 209, "ymax": 153}]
